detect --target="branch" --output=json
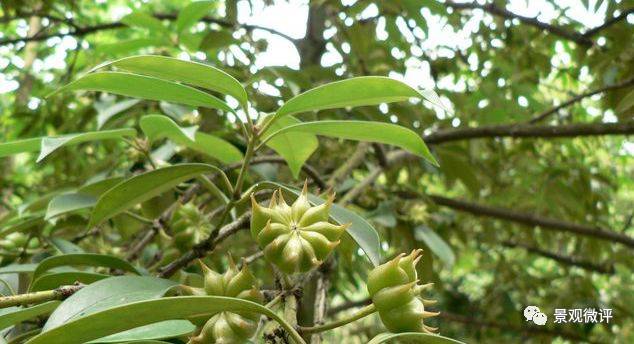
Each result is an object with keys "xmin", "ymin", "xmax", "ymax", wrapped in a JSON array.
[
  {"xmin": 224, "ymin": 155, "xmax": 327, "ymax": 190},
  {"xmin": 157, "ymin": 212, "xmax": 251, "ymax": 278},
  {"xmin": 0, "ymin": 284, "xmax": 83, "ymax": 308},
  {"xmin": 445, "ymin": 1, "xmax": 593, "ymax": 46},
  {"xmin": 502, "ymin": 241, "xmax": 614, "ymax": 274},
  {"xmin": 423, "ymin": 121, "xmax": 634, "ymax": 145},
  {"xmin": 529, "ymin": 77, "xmax": 634, "ymax": 123},
  {"xmin": 0, "ymin": 12, "xmax": 298, "ymax": 47},
  {"xmin": 583, "ymin": 8, "xmax": 634, "ymax": 37},
  {"xmin": 428, "ymin": 194, "xmax": 634, "ymax": 249}
]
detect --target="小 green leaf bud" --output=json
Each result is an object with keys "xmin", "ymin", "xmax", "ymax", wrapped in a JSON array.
[
  {"xmin": 250, "ymin": 183, "xmax": 349, "ymax": 274},
  {"xmin": 367, "ymin": 249, "xmax": 439, "ymax": 334}
]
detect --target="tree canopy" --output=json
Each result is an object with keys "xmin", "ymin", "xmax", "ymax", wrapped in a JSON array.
[{"xmin": 0, "ymin": 0, "xmax": 633, "ymax": 343}]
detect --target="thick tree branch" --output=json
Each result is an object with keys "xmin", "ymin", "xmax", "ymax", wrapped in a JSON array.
[
  {"xmin": 446, "ymin": 1, "xmax": 593, "ymax": 46},
  {"xmin": 429, "ymin": 195, "xmax": 634, "ymax": 249},
  {"xmin": 423, "ymin": 121, "xmax": 634, "ymax": 145},
  {"xmin": 529, "ymin": 77, "xmax": 634, "ymax": 123},
  {"xmin": 0, "ymin": 12, "xmax": 298, "ymax": 47},
  {"xmin": 502, "ymin": 241, "xmax": 614, "ymax": 274}
]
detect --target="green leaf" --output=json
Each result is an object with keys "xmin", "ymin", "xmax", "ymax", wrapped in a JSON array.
[
  {"xmin": 105, "ymin": 55, "xmax": 247, "ymax": 109},
  {"xmin": 45, "ymin": 177, "xmax": 126, "ymax": 220},
  {"xmin": 95, "ymin": 38, "xmax": 166, "ymax": 57},
  {"xmin": 45, "ymin": 193, "xmax": 96, "ymax": 220},
  {"xmin": 37, "ymin": 128, "xmax": 137, "ymax": 162},
  {"xmin": 255, "ymin": 182, "xmax": 381, "ymax": 266},
  {"xmin": 43, "ymin": 276, "xmax": 176, "ymax": 330},
  {"xmin": 96, "ymin": 99, "xmax": 141, "ymax": 129},
  {"xmin": 615, "ymin": 89, "xmax": 634, "ymax": 114},
  {"xmin": 52, "ymin": 72, "xmax": 233, "ymax": 112},
  {"xmin": 264, "ymin": 120, "xmax": 438, "ymax": 166},
  {"xmin": 0, "ymin": 264, "xmax": 39, "ymax": 275},
  {"xmin": 275, "ymin": 76, "xmax": 436, "ymax": 118},
  {"xmin": 30, "ymin": 296, "xmax": 305, "ymax": 344},
  {"xmin": 0, "ymin": 138, "xmax": 40, "ymax": 158},
  {"xmin": 88, "ymin": 164, "xmax": 222, "ymax": 227},
  {"xmin": 0, "ymin": 302, "xmax": 60, "ymax": 331},
  {"xmin": 47, "ymin": 238, "xmax": 85, "ymax": 254},
  {"xmin": 32, "ymin": 254, "xmax": 142, "ymax": 281},
  {"xmin": 139, "ymin": 114, "xmax": 242, "ymax": 164},
  {"xmin": 368, "ymin": 332, "xmax": 465, "ymax": 344},
  {"xmin": 176, "ymin": 1, "xmax": 216, "ymax": 34},
  {"xmin": 90, "ymin": 320, "xmax": 196, "ymax": 343},
  {"xmin": 30, "ymin": 272, "xmax": 109, "ymax": 292},
  {"xmin": 1, "ymin": 129, "xmax": 134, "ymax": 161},
  {"xmin": 121, "ymin": 12, "xmax": 169, "ymax": 35},
  {"xmin": 263, "ymin": 115, "xmax": 318, "ymax": 178},
  {"xmin": 414, "ymin": 225, "xmax": 455, "ymax": 268}
]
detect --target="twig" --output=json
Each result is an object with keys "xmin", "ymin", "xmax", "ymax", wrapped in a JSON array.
[
  {"xmin": 446, "ymin": 1, "xmax": 593, "ymax": 46},
  {"xmin": 0, "ymin": 12, "xmax": 298, "ymax": 47},
  {"xmin": 428, "ymin": 194, "xmax": 634, "ymax": 249},
  {"xmin": 326, "ymin": 142, "xmax": 370, "ymax": 188},
  {"xmin": 501, "ymin": 241, "xmax": 614, "ymax": 274},
  {"xmin": 0, "ymin": 284, "xmax": 83, "ymax": 308},
  {"xmin": 158, "ymin": 212, "xmax": 251, "ymax": 278},
  {"xmin": 225, "ymin": 155, "xmax": 326, "ymax": 190},
  {"xmin": 529, "ymin": 77, "xmax": 634, "ymax": 123},
  {"xmin": 583, "ymin": 8, "xmax": 634, "ymax": 37}
]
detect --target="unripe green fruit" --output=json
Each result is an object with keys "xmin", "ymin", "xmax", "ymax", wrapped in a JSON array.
[
  {"xmin": 250, "ymin": 184, "xmax": 349, "ymax": 274},
  {"xmin": 167, "ymin": 203, "xmax": 211, "ymax": 251},
  {"xmin": 367, "ymin": 249, "xmax": 439, "ymax": 334},
  {"xmin": 188, "ymin": 259, "xmax": 264, "ymax": 344},
  {"xmin": 0, "ymin": 232, "xmax": 28, "ymax": 250}
]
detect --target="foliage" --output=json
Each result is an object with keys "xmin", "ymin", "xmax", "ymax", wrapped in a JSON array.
[{"xmin": 1, "ymin": 0, "xmax": 633, "ymax": 343}]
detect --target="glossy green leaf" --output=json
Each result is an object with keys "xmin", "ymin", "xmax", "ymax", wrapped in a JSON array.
[
  {"xmin": 176, "ymin": 1, "xmax": 216, "ymax": 33},
  {"xmin": 121, "ymin": 12, "xmax": 169, "ymax": 35},
  {"xmin": 275, "ymin": 76, "xmax": 432, "ymax": 118},
  {"xmin": 88, "ymin": 163, "xmax": 222, "ymax": 227},
  {"xmin": 95, "ymin": 38, "xmax": 166, "ymax": 57},
  {"xmin": 96, "ymin": 99, "xmax": 141, "ymax": 129},
  {"xmin": 140, "ymin": 114, "xmax": 242, "ymax": 163},
  {"xmin": 47, "ymin": 238, "xmax": 85, "ymax": 254},
  {"xmin": 414, "ymin": 226, "xmax": 455, "ymax": 268},
  {"xmin": 0, "ymin": 138, "xmax": 40, "ymax": 158},
  {"xmin": 264, "ymin": 120, "xmax": 438, "ymax": 166},
  {"xmin": 368, "ymin": 332, "xmax": 465, "ymax": 344},
  {"xmin": 45, "ymin": 193, "xmax": 96, "ymax": 220},
  {"xmin": 1, "ymin": 129, "xmax": 134, "ymax": 161},
  {"xmin": 263, "ymin": 115, "xmax": 318, "ymax": 178},
  {"xmin": 43, "ymin": 276, "xmax": 176, "ymax": 331},
  {"xmin": 37, "ymin": 128, "xmax": 137, "ymax": 162},
  {"xmin": 52, "ymin": 72, "xmax": 233, "ymax": 112},
  {"xmin": 45, "ymin": 177, "xmax": 125, "ymax": 220},
  {"xmin": 30, "ymin": 296, "xmax": 305, "ymax": 344},
  {"xmin": 32, "ymin": 254, "xmax": 142, "ymax": 281},
  {"xmin": 0, "ymin": 264, "xmax": 38, "ymax": 275},
  {"xmin": 0, "ymin": 302, "xmax": 60, "ymax": 331},
  {"xmin": 90, "ymin": 320, "xmax": 195, "ymax": 343},
  {"xmin": 255, "ymin": 182, "xmax": 381, "ymax": 266},
  {"xmin": 30, "ymin": 272, "xmax": 109, "ymax": 292},
  {"xmin": 105, "ymin": 55, "xmax": 247, "ymax": 109}
]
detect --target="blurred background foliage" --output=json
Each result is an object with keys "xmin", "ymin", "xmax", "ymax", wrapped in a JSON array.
[{"xmin": 0, "ymin": 0, "xmax": 633, "ymax": 343}]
